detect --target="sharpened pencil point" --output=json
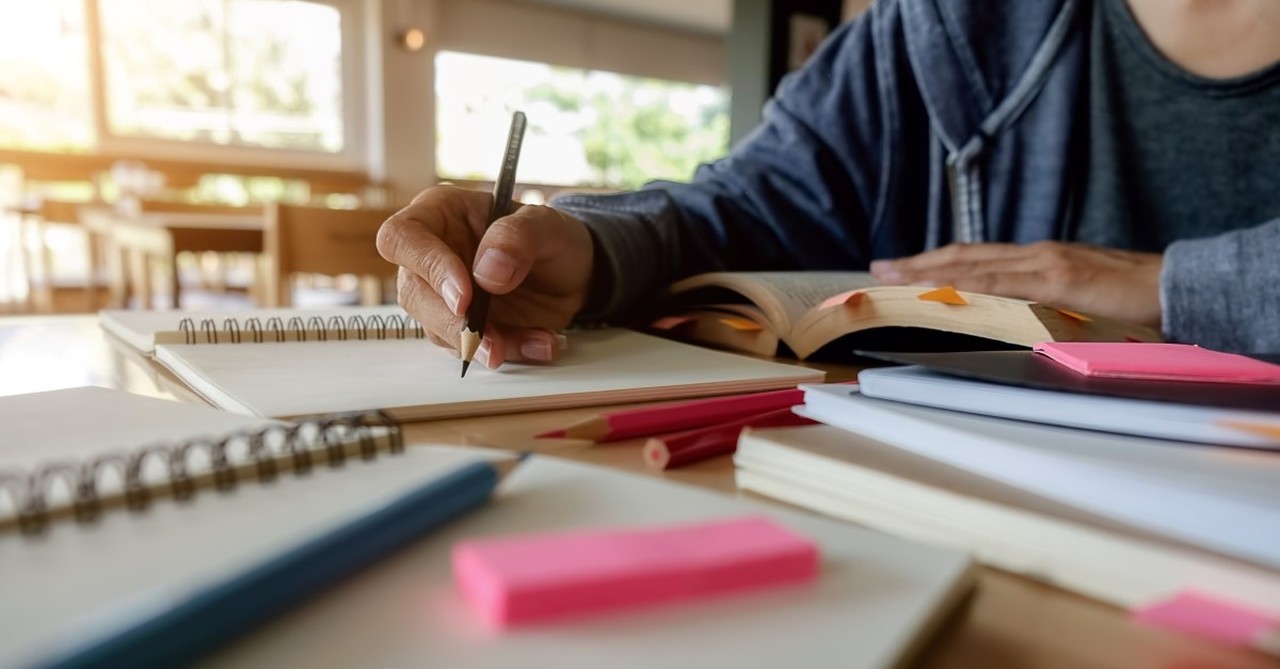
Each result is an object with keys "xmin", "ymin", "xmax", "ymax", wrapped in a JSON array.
[{"xmin": 460, "ymin": 360, "xmax": 471, "ymax": 378}]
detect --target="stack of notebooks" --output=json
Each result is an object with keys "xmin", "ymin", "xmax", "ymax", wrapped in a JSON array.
[
  {"xmin": 99, "ymin": 307, "xmax": 823, "ymax": 420},
  {"xmin": 1, "ymin": 386, "xmax": 974, "ymax": 669},
  {"xmin": 735, "ymin": 346, "xmax": 1280, "ymax": 618}
]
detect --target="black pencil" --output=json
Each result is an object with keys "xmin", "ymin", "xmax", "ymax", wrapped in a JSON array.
[{"xmin": 460, "ymin": 111, "xmax": 527, "ymax": 377}]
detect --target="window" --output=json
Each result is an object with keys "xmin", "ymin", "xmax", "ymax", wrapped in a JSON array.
[
  {"xmin": 0, "ymin": 0, "xmax": 354, "ymax": 162},
  {"xmin": 435, "ymin": 51, "xmax": 730, "ymax": 190},
  {"xmin": 99, "ymin": 0, "xmax": 345, "ymax": 153},
  {"xmin": 0, "ymin": 1, "xmax": 93, "ymax": 151}
]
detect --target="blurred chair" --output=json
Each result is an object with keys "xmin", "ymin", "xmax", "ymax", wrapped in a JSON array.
[
  {"xmin": 110, "ymin": 199, "xmax": 266, "ymax": 309},
  {"xmin": 263, "ymin": 203, "xmax": 401, "ymax": 308}
]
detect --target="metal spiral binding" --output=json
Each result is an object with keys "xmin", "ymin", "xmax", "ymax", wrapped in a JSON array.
[
  {"xmin": 176, "ymin": 313, "xmax": 425, "ymax": 344},
  {"xmin": 0, "ymin": 411, "xmax": 403, "ymax": 535}
]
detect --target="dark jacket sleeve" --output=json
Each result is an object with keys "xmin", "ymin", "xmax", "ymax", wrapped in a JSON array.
[
  {"xmin": 1161, "ymin": 219, "xmax": 1280, "ymax": 353},
  {"xmin": 555, "ymin": 1, "xmax": 924, "ymax": 320}
]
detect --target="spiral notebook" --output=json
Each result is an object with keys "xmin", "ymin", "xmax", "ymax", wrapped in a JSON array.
[
  {"xmin": 100, "ymin": 305, "xmax": 416, "ymax": 354},
  {"xmin": 1, "ymin": 387, "xmax": 975, "ymax": 669},
  {"xmin": 0, "ymin": 386, "xmax": 401, "ymax": 533},
  {"xmin": 111, "ymin": 310, "xmax": 823, "ymax": 421}
]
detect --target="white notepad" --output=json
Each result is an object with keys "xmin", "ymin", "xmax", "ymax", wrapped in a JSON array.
[
  {"xmin": 799, "ymin": 384, "xmax": 1280, "ymax": 570},
  {"xmin": 153, "ymin": 328, "xmax": 824, "ymax": 420},
  {"xmin": 2, "ymin": 447, "xmax": 974, "ymax": 669},
  {"xmin": 857, "ymin": 365, "xmax": 1280, "ymax": 448},
  {"xmin": 735, "ymin": 423, "xmax": 1280, "ymax": 615}
]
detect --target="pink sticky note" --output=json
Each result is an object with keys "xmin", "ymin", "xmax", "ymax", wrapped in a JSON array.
[
  {"xmin": 452, "ymin": 516, "xmax": 819, "ymax": 628},
  {"xmin": 1034, "ymin": 342, "xmax": 1280, "ymax": 384},
  {"xmin": 1133, "ymin": 592, "xmax": 1278, "ymax": 647}
]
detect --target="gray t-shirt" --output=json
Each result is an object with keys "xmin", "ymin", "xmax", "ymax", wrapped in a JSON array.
[{"xmin": 1074, "ymin": 0, "xmax": 1280, "ymax": 250}]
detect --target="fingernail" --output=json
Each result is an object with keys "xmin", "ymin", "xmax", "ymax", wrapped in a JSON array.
[
  {"xmin": 554, "ymin": 333, "xmax": 568, "ymax": 350},
  {"xmin": 441, "ymin": 282, "xmax": 462, "ymax": 315},
  {"xmin": 476, "ymin": 340, "xmax": 493, "ymax": 367},
  {"xmin": 520, "ymin": 338, "xmax": 553, "ymax": 362},
  {"xmin": 474, "ymin": 250, "xmax": 517, "ymax": 285}
]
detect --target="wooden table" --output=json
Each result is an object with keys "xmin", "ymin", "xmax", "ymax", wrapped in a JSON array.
[
  {"xmin": 80, "ymin": 207, "xmax": 264, "ymax": 310},
  {"xmin": 0, "ymin": 315, "xmax": 1270, "ymax": 668}
]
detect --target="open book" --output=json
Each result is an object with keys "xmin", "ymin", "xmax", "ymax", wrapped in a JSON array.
[
  {"xmin": 3, "ymin": 388, "xmax": 974, "ymax": 669},
  {"xmin": 652, "ymin": 272, "xmax": 1161, "ymax": 359}
]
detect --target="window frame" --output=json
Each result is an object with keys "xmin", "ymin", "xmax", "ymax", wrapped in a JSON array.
[{"xmin": 84, "ymin": 0, "xmax": 367, "ymax": 171}]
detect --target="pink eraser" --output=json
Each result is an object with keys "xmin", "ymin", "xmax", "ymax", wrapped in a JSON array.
[
  {"xmin": 1033, "ymin": 342, "xmax": 1280, "ymax": 384},
  {"xmin": 451, "ymin": 515, "xmax": 820, "ymax": 627},
  {"xmin": 1133, "ymin": 592, "xmax": 1279, "ymax": 646}
]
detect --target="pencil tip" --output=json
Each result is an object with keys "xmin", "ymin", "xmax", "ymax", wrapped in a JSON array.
[{"xmin": 460, "ymin": 360, "xmax": 471, "ymax": 378}]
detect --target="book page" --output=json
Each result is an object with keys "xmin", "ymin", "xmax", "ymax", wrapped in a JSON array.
[{"xmin": 672, "ymin": 272, "xmax": 878, "ymax": 333}]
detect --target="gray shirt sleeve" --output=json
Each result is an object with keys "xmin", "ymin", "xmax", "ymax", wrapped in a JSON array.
[
  {"xmin": 1161, "ymin": 219, "xmax": 1280, "ymax": 353},
  {"xmin": 553, "ymin": 190, "xmax": 686, "ymax": 322}
]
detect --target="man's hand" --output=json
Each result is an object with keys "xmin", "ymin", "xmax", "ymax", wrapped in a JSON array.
[
  {"xmin": 376, "ymin": 185, "xmax": 595, "ymax": 369},
  {"xmin": 869, "ymin": 241, "xmax": 1164, "ymax": 328}
]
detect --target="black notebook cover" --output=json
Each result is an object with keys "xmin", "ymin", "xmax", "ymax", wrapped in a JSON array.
[{"xmin": 855, "ymin": 350, "xmax": 1280, "ymax": 413}]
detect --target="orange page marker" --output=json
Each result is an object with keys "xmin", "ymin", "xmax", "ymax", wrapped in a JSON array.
[
  {"xmin": 1055, "ymin": 308, "xmax": 1092, "ymax": 323},
  {"xmin": 1218, "ymin": 421, "xmax": 1280, "ymax": 443},
  {"xmin": 916, "ymin": 285, "xmax": 968, "ymax": 305},
  {"xmin": 817, "ymin": 289, "xmax": 865, "ymax": 310},
  {"xmin": 718, "ymin": 317, "xmax": 765, "ymax": 332},
  {"xmin": 650, "ymin": 315, "xmax": 695, "ymax": 331}
]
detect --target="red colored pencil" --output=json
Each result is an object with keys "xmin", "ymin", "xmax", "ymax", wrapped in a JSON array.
[
  {"xmin": 642, "ymin": 408, "xmax": 815, "ymax": 471},
  {"xmin": 537, "ymin": 387, "xmax": 808, "ymax": 443}
]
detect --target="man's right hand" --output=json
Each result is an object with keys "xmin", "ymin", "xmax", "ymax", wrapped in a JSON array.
[{"xmin": 376, "ymin": 185, "xmax": 595, "ymax": 369}]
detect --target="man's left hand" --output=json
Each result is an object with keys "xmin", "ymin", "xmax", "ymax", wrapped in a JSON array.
[{"xmin": 869, "ymin": 241, "xmax": 1164, "ymax": 328}]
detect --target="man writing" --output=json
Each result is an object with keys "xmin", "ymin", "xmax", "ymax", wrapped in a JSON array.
[{"xmin": 378, "ymin": 0, "xmax": 1280, "ymax": 368}]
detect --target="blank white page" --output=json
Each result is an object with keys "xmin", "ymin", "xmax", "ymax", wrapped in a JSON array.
[
  {"xmin": 2, "ymin": 386, "xmax": 279, "ymax": 471},
  {"xmin": 155, "ymin": 329, "xmax": 824, "ymax": 419}
]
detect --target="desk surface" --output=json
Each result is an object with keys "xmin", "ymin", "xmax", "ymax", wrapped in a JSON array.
[{"xmin": 0, "ymin": 314, "xmax": 1271, "ymax": 668}]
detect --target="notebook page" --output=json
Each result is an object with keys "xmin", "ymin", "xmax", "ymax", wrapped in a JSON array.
[
  {"xmin": 3, "ymin": 387, "xmax": 278, "ymax": 468},
  {"xmin": 154, "ymin": 329, "xmax": 824, "ymax": 420}
]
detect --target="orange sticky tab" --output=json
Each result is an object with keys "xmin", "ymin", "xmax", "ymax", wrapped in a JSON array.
[
  {"xmin": 1218, "ymin": 421, "xmax": 1280, "ymax": 443},
  {"xmin": 917, "ymin": 285, "xmax": 968, "ymax": 306},
  {"xmin": 1056, "ymin": 308, "xmax": 1093, "ymax": 323},
  {"xmin": 650, "ymin": 316, "xmax": 694, "ymax": 331},
  {"xmin": 818, "ymin": 290, "xmax": 866, "ymax": 310},
  {"xmin": 718, "ymin": 317, "xmax": 765, "ymax": 332}
]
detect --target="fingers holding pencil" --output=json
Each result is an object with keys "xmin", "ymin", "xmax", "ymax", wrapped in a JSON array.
[{"xmin": 378, "ymin": 188, "xmax": 595, "ymax": 369}]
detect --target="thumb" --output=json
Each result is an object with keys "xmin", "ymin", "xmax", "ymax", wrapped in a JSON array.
[{"xmin": 471, "ymin": 205, "xmax": 559, "ymax": 294}]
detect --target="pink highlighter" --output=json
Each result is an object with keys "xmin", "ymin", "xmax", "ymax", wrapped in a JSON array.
[{"xmin": 452, "ymin": 515, "xmax": 820, "ymax": 628}]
